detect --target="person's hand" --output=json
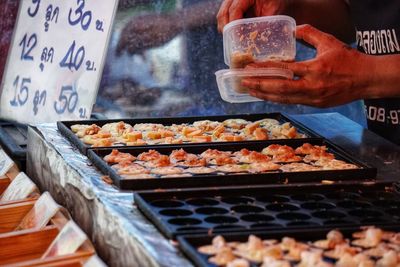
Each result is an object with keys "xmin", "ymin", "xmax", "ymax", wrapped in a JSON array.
[
  {"xmin": 241, "ymin": 24, "xmax": 374, "ymax": 108},
  {"xmin": 117, "ymin": 13, "xmax": 182, "ymax": 55},
  {"xmin": 217, "ymin": 0, "xmax": 289, "ymax": 32}
]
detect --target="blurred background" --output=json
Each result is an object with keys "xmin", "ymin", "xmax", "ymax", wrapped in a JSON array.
[{"xmin": 1, "ymin": 0, "xmax": 367, "ymax": 126}]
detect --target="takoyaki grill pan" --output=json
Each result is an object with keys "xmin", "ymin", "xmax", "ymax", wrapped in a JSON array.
[
  {"xmin": 135, "ymin": 183, "xmax": 400, "ymax": 239},
  {"xmin": 177, "ymin": 225, "xmax": 400, "ymax": 267},
  {"xmin": 58, "ymin": 113, "xmax": 321, "ymax": 155},
  {"xmin": 88, "ymin": 139, "xmax": 376, "ymax": 190}
]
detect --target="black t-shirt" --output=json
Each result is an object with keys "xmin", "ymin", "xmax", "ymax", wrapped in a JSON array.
[{"xmin": 349, "ymin": 0, "xmax": 400, "ymax": 145}]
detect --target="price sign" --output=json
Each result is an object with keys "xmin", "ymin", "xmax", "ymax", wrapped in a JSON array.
[
  {"xmin": 0, "ymin": 148, "xmax": 16, "ymax": 177},
  {"xmin": 16, "ymin": 191, "xmax": 61, "ymax": 231},
  {"xmin": 42, "ymin": 220, "xmax": 87, "ymax": 259},
  {"xmin": 0, "ymin": 172, "xmax": 38, "ymax": 202},
  {"xmin": 0, "ymin": 0, "xmax": 118, "ymax": 124}
]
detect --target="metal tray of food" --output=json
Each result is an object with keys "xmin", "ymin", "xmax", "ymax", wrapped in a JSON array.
[
  {"xmin": 134, "ymin": 183, "xmax": 399, "ymax": 239},
  {"xmin": 177, "ymin": 225, "xmax": 400, "ymax": 267},
  {"xmin": 0, "ymin": 113, "xmax": 105, "ymax": 171},
  {"xmin": 57, "ymin": 113, "xmax": 322, "ymax": 155},
  {"xmin": 88, "ymin": 139, "xmax": 376, "ymax": 190}
]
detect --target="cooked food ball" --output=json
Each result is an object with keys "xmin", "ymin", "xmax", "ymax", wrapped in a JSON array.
[
  {"xmin": 104, "ymin": 149, "xmax": 136, "ymax": 164},
  {"xmin": 150, "ymin": 167, "xmax": 183, "ymax": 175},
  {"xmin": 262, "ymin": 145, "xmax": 295, "ymax": 156},
  {"xmin": 280, "ymin": 163, "xmax": 320, "ymax": 172},
  {"xmin": 193, "ymin": 120, "xmax": 221, "ymax": 132},
  {"xmin": 184, "ymin": 167, "xmax": 216, "ymax": 174},
  {"xmin": 137, "ymin": 150, "xmax": 162, "ymax": 161},
  {"xmin": 133, "ymin": 123, "xmax": 164, "ymax": 131},
  {"xmin": 216, "ymin": 164, "xmax": 248, "ymax": 173},
  {"xmin": 223, "ymin": 119, "xmax": 250, "ymax": 129},
  {"xmin": 249, "ymin": 162, "xmax": 280, "ymax": 173}
]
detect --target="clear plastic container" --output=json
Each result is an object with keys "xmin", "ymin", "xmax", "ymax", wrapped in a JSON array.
[
  {"xmin": 215, "ymin": 68, "xmax": 294, "ymax": 103},
  {"xmin": 223, "ymin": 15, "xmax": 296, "ymax": 68}
]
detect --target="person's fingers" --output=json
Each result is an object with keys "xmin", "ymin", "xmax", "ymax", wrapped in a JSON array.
[
  {"xmin": 217, "ymin": 0, "xmax": 234, "ymax": 32},
  {"xmin": 248, "ymin": 90, "xmax": 292, "ymax": 104},
  {"xmin": 296, "ymin": 24, "xmax": 336, "ymax": 50},
  {"xmin": 242, "ymin": 78, "xmax": 306, "ymax": 95},
  {"xmin": 245, "ymin": 61, "xmax": 310, "ymax": 76},
  {"xmin": 248, "ymin": 90, "xmax": 314, "ymax": 106},
  {"xmin": 228, "ymin": 0, "xmax": 253, "ymax": 24},
  {"xmin": 243, "ymin": 78, "xmax": 334, "ymax": 107},
  {"xmin": 245, "ymin": 78, "xmax": 317, "ymax": 106},
  {"xmin": 286, "ymin": 62, "xmax": 309, "ymax": 76}
]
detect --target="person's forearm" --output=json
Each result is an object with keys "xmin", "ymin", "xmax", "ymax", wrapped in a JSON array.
[
  {"xmin": 367, "ymin": 54, "xmax": 400, "ymax": 99},
  {"xmin": 285, "ymin": 0, "xmax": 355, "ymax": 43},
  {"xmin": 178, "ymin": 0, "xmax": 223, "ymax": 30}
]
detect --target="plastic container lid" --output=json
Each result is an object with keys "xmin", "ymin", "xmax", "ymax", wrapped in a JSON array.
[
  {"xmin": 215, "ymin": 67, "xmax": 294, "ymax": 103},
  {"xmin": 223, "ymin": 15, "xmax": 296, "ymax": 67}
]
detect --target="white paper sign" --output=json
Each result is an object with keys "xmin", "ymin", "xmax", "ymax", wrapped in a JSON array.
[
  {"xmin": 15, "ymin": 191, "xmax": 61, "ymax": 231},
  {"xmin": 41, "ymin": 220, "xmax": 87, "ymax": 259},
  {"xmin": 0, "ymin": 172, "xmax": 38, "ymax": 202},
  {"xmin": 0, "ymin": 148, "xmax": 15, "ymax": 177},
  {"xmin": 0, "ymin": 0, "xmax": 118, "ymax": 124}
]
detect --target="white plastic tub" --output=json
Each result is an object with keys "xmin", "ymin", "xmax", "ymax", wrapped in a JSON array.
[
  {"xmin": 223, "ymin": 15, "xmax": 296, "ymax": 68},
  {"xmin": 215, "ymin": 68, "xmax": 294, "ymax": 103}
]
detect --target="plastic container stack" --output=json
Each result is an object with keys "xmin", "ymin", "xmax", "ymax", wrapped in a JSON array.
[{"xmin": 216, "ymin": 15, "xmax": 296, "ymax": 103}]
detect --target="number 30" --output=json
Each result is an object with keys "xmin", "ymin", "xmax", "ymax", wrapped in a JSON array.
[{"xmin": 68, "ymin": 0, "xmax": 92, "ymax": 31}]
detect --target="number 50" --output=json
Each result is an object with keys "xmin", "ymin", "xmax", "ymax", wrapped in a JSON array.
[{"xmin": 53, "ymin": 86, "xmax": 78, "ymax": 114}]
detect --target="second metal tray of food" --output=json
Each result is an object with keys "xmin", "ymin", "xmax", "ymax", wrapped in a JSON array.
[
  {"xmin": 88, "ymin": 139, "xmax": 376, "ymax": 190},
  {"xmin": 135, "ymin": 182, "xmax": 400, "ymax": 239}
]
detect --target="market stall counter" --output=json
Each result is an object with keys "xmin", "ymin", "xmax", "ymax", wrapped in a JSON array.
[{"xmin": 26, "ymin": 113, "xmax": 400, "ymax": 267}]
